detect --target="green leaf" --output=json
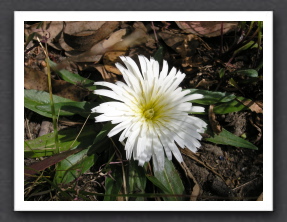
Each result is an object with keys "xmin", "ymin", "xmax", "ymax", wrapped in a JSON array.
[
  {"xmin": 54, "ymin": 149, "xmax": 97, "ymax": 184},
  {"xmin": 49, "ymin": 60, "xmax": 97, "ymax": 91},
  {"xmin": 146, "ymin": 175, "xmax": 172, "ymax": 194},
  {"xmin": 234, "ymin": 40, "xmax": 258, "ymax": 55},
  {"xmin": 25, "ymin": 89, "xmax": 98, "ymax": 118},
  {"xmin": 152, "ymin": 158, "xmax": 185, "ymax": 201},
  {"xmin": 153, "ymin": 45, "xmax": 164, "ymax": 63},
  {"xmin": 205, "ymin": 128, "xmax": 258, "ymax": 150},
  {"xmin": 104, "ymin": 165, "xmax": 123, "ymax": 201},
  {"xmin": 213, "ymin": 97, "xmax": 248, "ymax": 114},
  {"xmin": 127, "ymin": 160, "xmax": 147, "ymax": 200},
  {"xmin": 236, "ymin": 69, "xmax": 258, "ymax": 78},
  {"xmin": 36, "ymin": 101, "xmax": 99, "ymax": 118},
  {"xmin": 188, "ymin": 89, "xmax": 236, "ymax": 105},
  {"xmin": 218, "ymin": 68, "xmax": 226, "ymax": 78},
  {"xmin": 25, "ymin": 89, "xmax": 74, "ymax": 118},
  {"xmin": 87, "ymin": 122, "xmax": 114, "ymax": 155},
  {"xmin": 25, "ymin": 125, "xmax": 100, "ymax": 158}
]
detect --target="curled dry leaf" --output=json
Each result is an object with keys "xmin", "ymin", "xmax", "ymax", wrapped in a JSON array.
[
  {"xmin": 63, "ymin": 21, "xmax": 120, "ymax": 51},
  {"xmin": 158, "ymin": 30, "xmax": 200, "ymax": 58},
  {"xmin": 24, "ymin": 66, "xmax": 89, "ymax": 101},
  {"xmin": 175, "ymin": 21, "xmax": 238, "ymax": 37},
  {"xmin": 94, "ymin": 64, "xmax": 118, "ymax": 83},
  {"xmin": 65, "ymin": 29, "xmax": 127, "ymax": 63},
  {"xmin": 208, "ymin": 104, "xmax": 222, "ymax": 135},
  {"xmin": 195, "ymin": 79, "xmax": 218, "ymax": 90}
]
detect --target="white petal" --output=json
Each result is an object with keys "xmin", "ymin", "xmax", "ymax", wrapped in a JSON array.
[{"xmin": 190, "ymin": 106, "xmax": 205, "ymax": 113}]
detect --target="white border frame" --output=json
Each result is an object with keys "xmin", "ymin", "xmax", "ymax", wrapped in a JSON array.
[{"xmin": 15, "ymin": 11, "xmax": 273, "ymax": 211}]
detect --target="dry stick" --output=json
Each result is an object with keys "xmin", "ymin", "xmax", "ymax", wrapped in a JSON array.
[
  {"xmin": 220, "ymin": 22, "xmax": 224, "ymax": 56},
  {"xmin": 24, "ymin": 112, "xmax": 33, "ymax": 140},
  {"xmin": 180, "ymin": 148, "xmax": 225, "ymax": 182},
  {"xmin": 180, "ymin": 161, "xmax": 200, "ymax": 201},
  {"xmin": 151, "ymin": 21, "xmax": 159, "ymax": 45}
]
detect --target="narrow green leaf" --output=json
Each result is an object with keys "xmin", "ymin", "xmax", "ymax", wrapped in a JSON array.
[
  {"xmin": 205, "ymin": 128, "xmax": 258, "ymax": 150},
  {"xmin": 236, "ymin": 69, "xmax": 258, "ymax": 78},
  {"xmin": 49, "ymin": 60, "xmax": 96, "ymax": 91},
  {"xmin": 87, "ymin": 122, "xmax": 114, "ymax": 155},
  {"xmin": 153, "ymin": 158, "xmax": 185, "ymax": 201},
  {"xmin": 54, "ymin": 149, "xmax": 97, "ymax": 184},
  {"xmin": 234, "ymin": 41, "xmax": 258, "ymax": 55},
  {"xmin": 127, "ymin": 160, "xmax": 147, "ymax": 200},
  {"xmin": 24, "ymin": 125, "xmax": 100, "ymax": 158},
  {"xmin": 218, "ymin": 68, "xmax": 226, "ymax": 78},
  {"xmin": 188, "ymin": 89, "xmax": 236, "ymax": 105},
  {"xmin": 104, "ymin": 165, "xmax": 123, "ymax": 201},
  {"xmin": 213, "ymin": 97, "xmax": 248, "ymax": 114},
  {"xmin": 153, "ymin": 45, "xmax": 164, "ymax": 63},
  {"xmin": 36, "ymin": 101, "xmax": 99, "ymax": 118}
]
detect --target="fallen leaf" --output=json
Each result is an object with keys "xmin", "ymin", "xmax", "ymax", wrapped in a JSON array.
[
  {"xmin": 24, "ymin": 66, "xmax": 89, "ymax": 101},
  {"xmin": 63, "ymin": 21, "xmax": 120, "ymax": 51},
  {"xmin": 195, "ymin": 79, "xmax": 218, "ymax": 89},
  {"xmin": 103, "ymin": 51, "xmax": 126, "ymax": 74},
  {"xmin": 158, "ymin": 31, "xmax": 200, "ymax": 58},
  {"xmin": 236, "ymin": 98, "xmax": 263, "ymax": 113},
  {"xmin": 176, "ymin": 21, "xmax": 238, "ymax": 37},
  {"xmin": 94, "ymin": 64, "xmax": 118, "ymax": 83},
  {"xmin": 208, "ymin": 104, "xmax": 222, "ymax": 135},
  {"xmin": 24, "ymin": 147, "xmax": 84, "ymax": 180}
]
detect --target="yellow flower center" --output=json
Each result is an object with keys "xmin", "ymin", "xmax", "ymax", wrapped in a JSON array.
[{"xmin": 143, "ymin": 108, "xmax": 155, "ymax": 119}]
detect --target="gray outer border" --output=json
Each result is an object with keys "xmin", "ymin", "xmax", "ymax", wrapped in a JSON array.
[{"xmin": 1, "ymin": 0, "xmax": 285, "ymax": 221}]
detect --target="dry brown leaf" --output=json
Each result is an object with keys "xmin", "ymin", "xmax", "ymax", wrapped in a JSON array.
[
  {"xmin": 24, "ymin": 66, "xmax": 89, "ymax": 101},
  {"xmin": 94, "ymin": 64, "xmax": 118, "ymax": 83},
  {"xmin": 208, "ymin": 104, "xmax": 222, "ymax": 135},
  {"xmin": 159, "ymin": 31, "xmax": 200, "ymax": 58},
  {"xmin": 195, "ymin": 79, "xmax": 218, "ymax": 89},
  {"xmin": 236, "ymin": 98, "xmax": 263, "ymax": 113},
  {"xmin": 176, "ymin": 21, "xmax": 238, "ymax": 37},
  {"xmin": 103, "ymin": 51, "xmax": 126, "ymax": 75},
  {"xmin": 25, "ymin": 21, "xmax": 64, "ymax": 50},
  {"xmin": 65, "ymin": 29, "xmax": 127, "ymax": 63},
  {"xmin": 63, "ymin": 21, "xmax": 120, "ymax": 51}
]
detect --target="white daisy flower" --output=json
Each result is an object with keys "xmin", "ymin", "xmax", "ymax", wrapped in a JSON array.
[{"xmin": 92, "ymin": 55, "xmax": 207, "ymax": 171}]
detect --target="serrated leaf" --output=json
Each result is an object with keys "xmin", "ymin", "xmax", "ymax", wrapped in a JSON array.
[
  {"xmin": 25, "ymin": 125, "xmax": 99, "ymax": 158},
  {"xmin": 49, "ymin": 60, "xmax": 96, "ymax": 91},
  {"xmin": 152, "ymin": 158, "xmax": 185, "ymax": 201},
  {"xmin": 54, "ymin": 149, "xmax": 97, "ymax": 184},
  {"xmin": 188, "ymin": 89, "xmax": 236, "ymax": 105},
  {"xmin": 146, "ymin": 175, "xmax": 172, "ymax": 194},
  {"xmin": 204, "ymin": 128, "xmax": 258, "ymax": 150}
]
